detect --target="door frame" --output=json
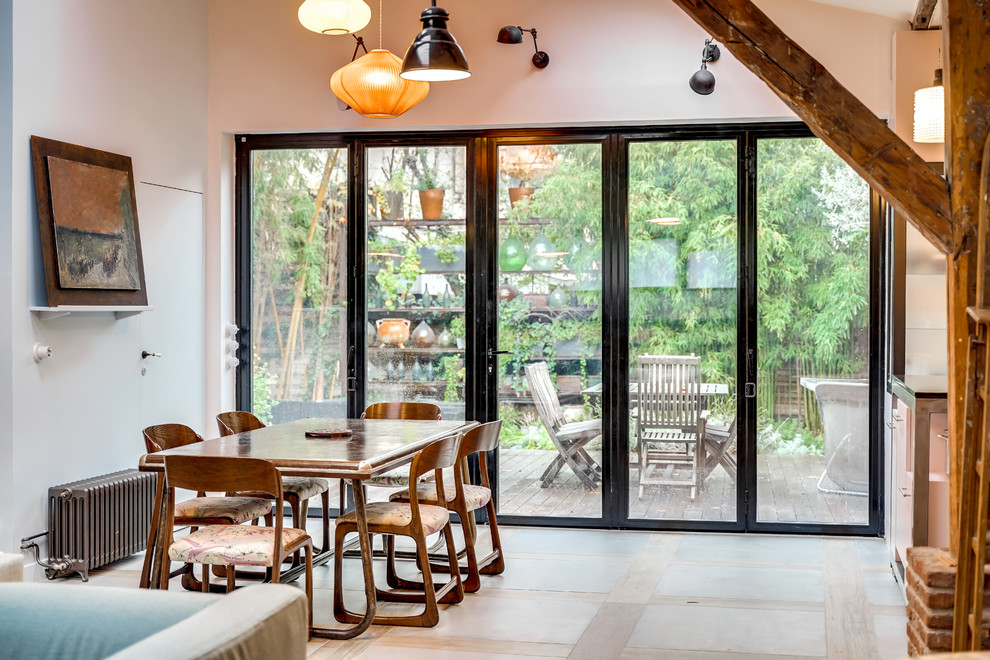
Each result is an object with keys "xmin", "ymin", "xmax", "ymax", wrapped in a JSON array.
[{"xmin": 233, "ymin": 122, "xmax": 883, "ymax": 537}]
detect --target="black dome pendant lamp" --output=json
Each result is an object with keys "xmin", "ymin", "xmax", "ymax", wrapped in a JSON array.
[
  {"xmin": 689, "ymin": 38, "xmax": 720, "ymax": 95},
  {"xmin": 400, "ymin": 0, "xmax": 471, "ymax": 82}
]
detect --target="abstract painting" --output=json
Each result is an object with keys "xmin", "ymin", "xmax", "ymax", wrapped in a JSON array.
[{"xmin": 31, "ymin": 136, "xmax": 147, "ymax": 307}]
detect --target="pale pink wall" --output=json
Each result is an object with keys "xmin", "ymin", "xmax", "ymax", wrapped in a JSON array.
[{"xmin": 891, "ymin": 30, "xmax": 943, "ymax": 162}]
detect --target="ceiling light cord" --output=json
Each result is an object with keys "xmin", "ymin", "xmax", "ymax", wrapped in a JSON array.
[{"xmin": 379, "ymin": 0, "xmax": 383, "ymax": 50}]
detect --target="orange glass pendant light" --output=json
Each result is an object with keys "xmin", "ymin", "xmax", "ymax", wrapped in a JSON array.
[
  {"xmin": 298, "ymin": 0, "xmax": 372, "ymax": 35},
  {"xmin": 331, "ymin": 49, "xmax": 429, "ymax": 119}
]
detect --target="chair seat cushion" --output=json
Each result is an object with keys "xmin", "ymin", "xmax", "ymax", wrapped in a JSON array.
[
  {"xmin": 281, "ymin": 477, "xmax": 329, "ymax": 500},
  {"xmin": 168, "ymin": 525, "xmax": 308, "ymax": 567},
  {"xmin": 337, "ymin": 501, "xmax": 449, "ymax": 536},
  {"xmin": 389, "ymin": 483, "xmax": 491, "ymax": 511},
  {"xmin": 174, "ymin": 497, "xmax": 272, "ymax": 524}
]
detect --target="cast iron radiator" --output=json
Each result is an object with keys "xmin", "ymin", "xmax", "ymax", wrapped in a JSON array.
[{"xmin": 47, "ymin": 469, "xmax": 156, "ymax": 581}]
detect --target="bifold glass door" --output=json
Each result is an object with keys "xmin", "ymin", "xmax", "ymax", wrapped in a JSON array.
[
  {"xmin": 236, "ymin": 128, "xmax": 879, "ymax": 534},
  {"xmin": 246, "ymin": 147, "xmax": 349, "ymax": 422},
  {"xmin": 625, "ymin": 139, "xmax": 738, "ymax": 522}
]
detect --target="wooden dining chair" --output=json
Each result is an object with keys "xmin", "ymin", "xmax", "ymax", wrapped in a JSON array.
[
  {"xmin": 388, "ymin": 420, "xmax": 505, "ymax": 592},
  {"xmin": 338, "ymin": 401, "xmax": 444, "ymax": 511},
  {"xmin": 161, "ymin": 454, "xmax": 313, "ymax": 631},
  {"xmin": 333, "ymin": 433, "xmax": 464, "ymax": 627},
  {"xmin": 142, "ymin": 424, "xmax": 274, "ymax": 588},
  {"xmin": 217, "ymin": 411, "xmax": 331, "ymax": 555}
]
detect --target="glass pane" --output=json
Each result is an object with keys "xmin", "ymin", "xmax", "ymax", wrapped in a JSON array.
[
  {"xmin": 756, "ymin": 137, "xmax": 870, "ymax": 525},
  {"xmin": 250, "ymin": 148, "xmax": 349, "ymax": 423},
  {"xmin": 627, "ymin": 140, "xmax": 738, "ymax": 521},
  {"xmin": 365, "ymin": 146, "xmax": 467, "ymax": 420},
  {"xmin": 496, "ymin": 143, "xmax": 603, "ymax": 518}
]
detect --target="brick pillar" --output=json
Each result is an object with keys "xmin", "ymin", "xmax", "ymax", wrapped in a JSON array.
[{"xmin": 905, "ymin": 546, "xmax": 990, "ymax": 655}]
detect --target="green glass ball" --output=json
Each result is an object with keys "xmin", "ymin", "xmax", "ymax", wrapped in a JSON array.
[{"xmin": 499, "ymin": 235, "xmax": 528, "ymax": 271}]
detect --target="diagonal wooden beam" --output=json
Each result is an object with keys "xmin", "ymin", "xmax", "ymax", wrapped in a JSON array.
[
  {"xmin": 912, "ymin": 0, "xmax": 938, "ymax": 30},
  {"xmin": 669, "ymin": 0, "xmax": 953, "ymax": 255}
]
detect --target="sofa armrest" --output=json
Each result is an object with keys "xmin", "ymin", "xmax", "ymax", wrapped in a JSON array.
[{"xmin": 108, "ymin": 584, "xmax": 308, "ymax": 660}]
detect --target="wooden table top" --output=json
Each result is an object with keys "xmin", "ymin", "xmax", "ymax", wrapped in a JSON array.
[{"xmin": 138, "ymin": 417, "xmax": 478, "ymax": 479}]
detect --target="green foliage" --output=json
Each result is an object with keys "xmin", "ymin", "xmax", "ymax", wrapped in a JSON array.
[
  {"xmin": 497, "ymin": 404, "xmax": 554, "ymax": 450},
  {"xmin": 252, "ymin": 362, "xmax": 279, "ymax": 424},
  {"xmin": 373, "ymin": 243, "xmax": 423, "ymax": 309},
  {"xmin": 415, "ymin": 148, "xmax": 442, "ymax": 191}
]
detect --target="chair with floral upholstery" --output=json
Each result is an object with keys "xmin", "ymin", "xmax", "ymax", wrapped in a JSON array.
[
  {"xmin": 333, "ymin": 433, "xmax": 463, "ymax": 627},
  {"xmin": 141, "ymin": 424, "xmax": 274, "ymax": 589},
  {"xmin": 161, "ymin": 454, "xmax": 313, "ymax": 631},
  {"xmin": 388, "ymin": 420, "xmax": 505, "ymax": 592},
  {"xmin": 217, "ymin": 411, "xmax": 331, "ymax": 555}
]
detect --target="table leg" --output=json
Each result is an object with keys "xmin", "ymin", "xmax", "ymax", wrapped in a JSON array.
[
  {"xmin": 140, "ymin": 472, "xmax": 166, "ymax": 589},
  {"xmin": 310, "ymin": 478, "xmax": 377, "ymax": 640}
]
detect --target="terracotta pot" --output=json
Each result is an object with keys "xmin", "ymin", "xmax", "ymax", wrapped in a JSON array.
[
  {"xmin": 508, "ymin": 186, "xmax": 535, "ymax": 208},
  {"xmin": 376, "ymin": 318, "xmax": 411, "ymax": 347},
  {"xmin": 419, "ymin": 189, "xmax": 445, "ymax": 220},
  {"xmin": 498, "ymin": 279, "xmax": 520, "ymax": 302}
]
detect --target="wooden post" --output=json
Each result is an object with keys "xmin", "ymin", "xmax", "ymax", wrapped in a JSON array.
[{"xmin": 944, "ymin": 0, "xmax": 990, "ymax": 561}]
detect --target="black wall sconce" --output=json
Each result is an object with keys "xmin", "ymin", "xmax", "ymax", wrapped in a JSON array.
[
  {"xmin": 689, "ymin": 38, "xmax": 720, "ymax": 95},
  {"xmin": 497, "ymin": 25, "xmax": 550, "ymax": 69}
]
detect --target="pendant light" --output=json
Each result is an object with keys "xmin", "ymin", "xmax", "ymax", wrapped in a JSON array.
[
  {"xmin": 914, "ymin": 68, "xmax": 944, "ymax": 144},
  {"xmin": 400, "ymin": 1, "xmax": 471, "ymax": 82},
  {"xmin": 329, "ymin": 0, "xmax": 429, "ymax": 118},
  {"xmin": 298, "ymin": 0, "xmax": 371, "ymax": 35}
]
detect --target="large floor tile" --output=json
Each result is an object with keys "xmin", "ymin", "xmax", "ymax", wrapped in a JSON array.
[
  {"xmin": 483, "ymin": 556, "xmax": 629, "ymax": 593},
  {"xmin": 657, "ymin": 564, "xmax": 824, "ymax": 602},
  {"xmin": 628, "ymin": 604, "xmax": 827, "ymax": 656},
  {"xmin": 862, "ymin": 569, "xmax": 906, "ymax": 607},
  {"xmin": 505, "ymin": 529, "xmax": 649, "ymax": 557},
  {"xmin": 856, "ymin": 539, "xmax": 892, "ymax": 566},
  {"xmin": 674, "ymin": 534, "xmax": 823, "ymax": 564},
  {"xmin": 873, "ymin": 613, "xmax": 909, "ymax": 660},
  {"xmin": 356, "ymin": 648, "xmax": 561, "ymax": 660},
  {"xmin": 407, "ymin": 595, "xmax": 601, "ymax": 645}
]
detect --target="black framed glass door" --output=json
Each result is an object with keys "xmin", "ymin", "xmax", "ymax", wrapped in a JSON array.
[{"xmin": 234, "ymin": 125, "xmax": 882, "ymax": 536}]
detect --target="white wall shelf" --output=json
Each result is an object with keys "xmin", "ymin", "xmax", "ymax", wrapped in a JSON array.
[{"xmin": 29, "ymin": 306, "xmax": 154, "ymax": 321}]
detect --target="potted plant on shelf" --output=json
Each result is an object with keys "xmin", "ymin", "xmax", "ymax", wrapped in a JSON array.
[
  {"xmin": 416, "ymin": 151, "xmax": 445, "ymax": 220},
  {"xmin": 499, "ymin": 144, "xmax": 560, "ymax": 209}
]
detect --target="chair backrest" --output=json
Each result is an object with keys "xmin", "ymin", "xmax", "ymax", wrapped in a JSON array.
[
  {"xmin": 409, "ymin": 433, "xmax": 461, "ymax": 483},
  {"xmin": 362, "ymin": 402, "xmax": 442, "ymax": 420},
  {"xmin": 455, "ymin": 420, "xmax": 502, "ymax": 489},
  {"xmin": 143, "ymin": 424, "xmax": 203, "ymax": 454},
  {"xmin": 217, "ymin": 411, "xmax": 265, "ymax": 437},
  {"xmin": 525, "ymin": 362, "xmax": 566, "ymax": 431},
  {"xmin": 637, "ymin": 355, "xmax": 703, "ymax": 430}
]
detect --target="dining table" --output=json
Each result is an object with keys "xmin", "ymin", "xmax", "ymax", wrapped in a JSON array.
[{"xmin": 138, "ymin": 416, "xmax": 478, "ymax": 640}]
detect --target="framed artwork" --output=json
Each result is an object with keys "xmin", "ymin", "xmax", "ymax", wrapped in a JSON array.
[{"xmin": 30, "ymin": 136, "xmax": 147, "ymax": 307}]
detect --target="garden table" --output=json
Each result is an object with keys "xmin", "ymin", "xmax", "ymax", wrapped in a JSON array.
[{"xmin": 138, "ymin": 417, "xmax": 477, "ymax": 639}]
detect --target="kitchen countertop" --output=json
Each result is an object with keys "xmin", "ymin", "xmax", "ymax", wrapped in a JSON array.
[{"xmin": 890, "ymin": 374, "xmax": 948, "ymax": 408}]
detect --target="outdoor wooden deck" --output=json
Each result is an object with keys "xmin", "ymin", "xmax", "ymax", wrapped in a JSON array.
[{"xmin": 496, "ymin": 447, "xmax": 869, "ymax": 525}]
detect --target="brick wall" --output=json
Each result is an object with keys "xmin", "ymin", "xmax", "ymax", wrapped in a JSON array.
[{"xmin": 905, "ymin": 546, "xmax": 990, "ymax": 655}]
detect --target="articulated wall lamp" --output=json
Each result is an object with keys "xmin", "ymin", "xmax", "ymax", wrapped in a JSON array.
[
  {"xmin": 689, "ymin": 38, "xmax": 720, "ymax": 95},
  {"xmin": 496, "ymin": 25, "xmax": 550, "ymax": 69}
]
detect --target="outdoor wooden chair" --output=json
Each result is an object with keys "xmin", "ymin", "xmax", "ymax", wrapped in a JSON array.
[
  {"xmin": 635, "ymin": 355, "xmax": 708, "ymax": 499},
  {"xmin": 701, "ymin": 417, "xmax": 737, "ymax": 481},
  {"xmin": 141, "ymin": 424, "xmax": 274, "ymax": 589},
  {"xmin": 332, "ymin": 433, "xmax": 464, "ymax": 627},
  {"xmin": 161, "ymin": 454, "xmax": 313, "ymax": 632},
  {"xmin": 525, "ymin": 361, "xmax": 602, "ymax": 489},
  {"xmin": 217, "ymin": 411, "xmax": 331, "ymax": 555},
  {"xmin": 389, "ymin": 420, "xmax": 505, "ymax": 592}
]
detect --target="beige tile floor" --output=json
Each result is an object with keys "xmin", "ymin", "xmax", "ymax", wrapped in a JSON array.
[{"xmin": 68, "ymin": 524, "xmax": 907, "ymax": 660}]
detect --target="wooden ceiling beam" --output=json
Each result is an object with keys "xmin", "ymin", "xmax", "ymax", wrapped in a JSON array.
[
  {"xmin": 912, "ymin": 0, "xmax": 938, "ymax": 30},
  {"xmin": 669, "ymin": 0, "xmax": 953, "ymax": 255}
]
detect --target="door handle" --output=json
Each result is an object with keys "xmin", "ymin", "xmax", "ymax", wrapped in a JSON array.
[
  {"xmin": 488, "ymin": 350, "xmax": 512, "ymax": 357},
  {"xmin": 898, "ymin": 486, "xmax": 911, "ymax": 497},
  {"xmin": 141, "ymin": 351, "xmax": 162, "ymax": 359},
  {"xmin": 744, "ymin": 382, "xmax": 756, "ymax": 398}
]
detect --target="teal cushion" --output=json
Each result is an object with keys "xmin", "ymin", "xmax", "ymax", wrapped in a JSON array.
[{"xmin": 0, "ymin": 583, "xmax": 216, "ymax": 660}]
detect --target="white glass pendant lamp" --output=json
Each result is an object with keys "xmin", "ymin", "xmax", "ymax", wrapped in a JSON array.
[
  {"xmin": 913, "ymin": 68, "xmax": 944, "ymax": 144},
  {"xmin": 299, "ymin": 0, "xmax": 372, "ymax": 35}
]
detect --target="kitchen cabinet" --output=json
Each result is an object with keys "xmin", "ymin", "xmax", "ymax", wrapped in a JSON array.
[{"xmin": 889, "ymin": 375, "xmax": 949, "ymax": 567}]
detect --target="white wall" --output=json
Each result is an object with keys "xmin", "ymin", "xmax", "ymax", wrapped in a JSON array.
[{"xmin": 2, "ymin": 0, "xmax": 208, "ymax": 563}]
